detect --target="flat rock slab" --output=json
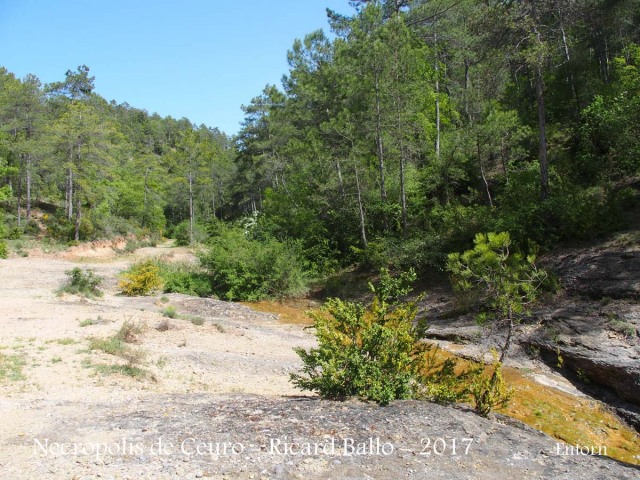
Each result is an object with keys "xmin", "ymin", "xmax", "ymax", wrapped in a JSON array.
[
  {"xmin": 3, "ymin": 395, "xmax": 638, "ymax": 479},
  {"xmin": 548, "ymin": 249, "xmax": 640, "ymax": 300}
]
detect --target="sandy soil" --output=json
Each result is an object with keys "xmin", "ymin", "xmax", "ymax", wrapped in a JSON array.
[{"xmin": 0, "ymin": 243, "xmax": 315, "ymax": 477}]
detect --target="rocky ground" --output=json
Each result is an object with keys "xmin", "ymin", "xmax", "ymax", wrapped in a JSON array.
[
  {"xmin": 0, "ymin": 240, "xmax": 638, "ymax": 479},
  {"xmin": 423, "ymin": 236, "xmax": 640, "ymax": 432}
]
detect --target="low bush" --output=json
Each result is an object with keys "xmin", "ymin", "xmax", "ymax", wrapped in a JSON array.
[
  {"xmin": 291, "ymin": 268, "xmax": 468, "ymax": 405},
  {"xmin": 162, "ymin": 306, "xmax": 177, "ymax": 318},
  {"xmin": 87, "ymin": 320, "xmax": 148, "ymax": 379},
  {"xmin": 157, "ymin": 261, "xmax": 212, "ymax": 297},
  {"xmin": 171, "ymin": 220, "xmax": 208, "ymax": 246},
  {"xmin": 199, "ymin": 227, "xmax": 309, "ymax": 301},
  {"xmin": 0, "ymin": 352, "xmax": 26, "ymax": 382},
  {"xmin": 468, "ymin": 361, "xmax": 513, "ymax": 417},
  {"xmin": 58, "ymin": 267, "xmax": 103, "ymax": 298},
  {"xmin": 118, "ymin": 260, "xmax": 163, "ymax": 296},
  {"xmin": 115, "ymin": 320, "xmax": 144, "ymax": 343}
]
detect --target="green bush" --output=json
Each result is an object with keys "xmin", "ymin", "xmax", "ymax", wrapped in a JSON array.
[
  {"xmin": 7, "ymin": 226, "xmax": 23, "ymax": 240},
  {"xmin": 24, "ymin": 219, "xmax": 40, "ymax": 236},
  {"xmin": 157, "ymin": 261, "xmax": 212, "ymax": 297},
  {"xmin": 118, "ymin": 260, "xmax": 163, "ymax": 296},
  {"xmin": 44, "ymin": 213, "xmax": 75, "ymax": 241},
  {"xmin": 58, "ymin": 267, "xmax": 103, "ymax": 298},
  {"xmin": 468, "ymin": 361, "xmax": 513, "ymax": 417},
  {"xmin": 172, "ymin": 220, "xmax": 208, "ymax": 246},
  {"xmin": 162, "ymin": 306, "xmax": 177, "ymax": 318},
  {"xmin": 291, "ymin": 268, "xmax": 467, "ymax": 405},
  {"xmin": 199, "ymin": 228, "xmax": 309, "ymax": 301},
  {"xmin": 491, "ymin": 166, "xmax": 628, "ymax": 247},
  {"xmin": 0, "ymin": 240, "xmax": 7, "ymax": 259}
]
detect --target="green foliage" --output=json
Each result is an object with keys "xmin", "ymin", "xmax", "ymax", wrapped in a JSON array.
[
  {"xmin": 292, "ymin": 268, "xmax": 467, "ymax": 405},
  {"xmin": 447, "ymin": 232, "xmax": 547, "ymax": 416},
  {"xmin": 447, "ymin": 232, "xmax": 547, "ymax": 336},
  {"xmin": 156, "ymin": 261, "xmax": 212, "ymax": 297},
  {"xmin": 0, "ymin": 13, "xmax": 638, "ymax": 291},
  {"xmin": 199, "ymin": 227, "xmax": 309, "ymax": 301},
  {"xmin": 0, "ymin": 353, "xmax": 26, "ymax": 382},
  {"xmin": 89, "ymin": 336, "xmax": 125, "ymax": 356},
  {"xmin": 468, "ymin": 361, "xmax": 513, "ymax": 417},
  {"xmin": 87, "ymin": 320, "xmax": 148, "ymax": 379},
  {"xmin": 172, "ymin": 220, "xmax": 208, "ymax": 246},
  {"xmin": 58, "ymin": 267, "xmax": 103, "ymax": 298},
  {"xmin": 580, "ymin": 45, "xmax": 640, "ymax": 180},
  {"xmin": 118, "ymin": 260, "xmax": 163, "ymax": 296},
  {"xmin": 291, "ymin": 300, "xmax": 422, "ymax": 403},
  {"xmin": 80, "ymin": 317, "xmax": 104, "ymax": 327},
  {"xmin": 43, "ymin": 214, "xmax": 75, "ymax": 241},
  {"xmin": 0, "ymin": 240, "xmax": 7, "ymax": 259},
  {"xmin": 417, "ymin": 353, "xmax": 475, "ymax": 405},
  {"xmin": 491, "ymin": 166, "xmax": 627, "ymax": 246},
  {"xmin": 162, "ymin": 306, "xmax": 177, "ymax": 318}
]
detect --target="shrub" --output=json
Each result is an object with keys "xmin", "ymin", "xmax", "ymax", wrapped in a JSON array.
[
  {"xmin": 291, "ymin": 268, "xmax": 466, "ymax": 405},
  {"xmin": 24, "ymin": 219, "xmax": 40, "ymax": 236},
  {"xmin": 115, "ymin": 320, "xmax": 144, "ymax": 343},
  {"xmin": 157, "ymin": 261, "xmax": 212, "ymax": 297},
  {"xmin": 162, "ymin": 306, "xmax": 177, "ymax": 318},
  {"xmin": 468, "ymin": 361, "xmax": 513, "ymax": 417},
  {"xmin": 199, "ymin": 228, "xmax": 309, "ymax": 301},
  {"xmin": 172, "ymin": 220, "xmax": 208, "ymax": 246},
  {"xmin": 88, "ymin": 320, "xmax": 148, "ymax": 378},
  {"xmin": 0, "ymin": 240, "xmax": 7, "ymax": 259},
  {"xmin": 447, "ymin": 232, "xmax": 548, "ymax": 363},
  {"xmin": 58, "ymin": 267, "xmax": 103, "ymax": 298},
  {"xmin": 118, "ymin": 260, "xmax": 163, "ymax": 296},
  {"xmin": 89, "ymin": 336, "xmax": 125, "ymax": 356}
]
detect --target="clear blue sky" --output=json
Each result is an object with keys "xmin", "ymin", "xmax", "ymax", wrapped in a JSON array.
[{"xmin": 0, "ymin": 0, "xmax": 354, "ymax": 135}]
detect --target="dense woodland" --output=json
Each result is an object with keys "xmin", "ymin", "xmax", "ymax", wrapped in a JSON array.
[{"xmin": 1, "ymin": 0, "xmax": 640, "ymax": 299}]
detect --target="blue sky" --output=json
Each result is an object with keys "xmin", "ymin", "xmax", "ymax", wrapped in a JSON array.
[{"xmin": 0, "ymin": 0, "xmax": 353, "ymax": 135}]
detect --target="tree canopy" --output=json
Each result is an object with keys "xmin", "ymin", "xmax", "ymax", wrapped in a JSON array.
[{"xmin": 1, "ymin": 0, "xmax": 638, "ymax": 274}]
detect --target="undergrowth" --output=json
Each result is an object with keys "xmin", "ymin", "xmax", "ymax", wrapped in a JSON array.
[
  {"xmin": 57, "ymin": 267, "xmax": 103, "ymax": 298},
  {"xmin": 87, "ymin": 320, "xmax": 149, "ymax": 379}
]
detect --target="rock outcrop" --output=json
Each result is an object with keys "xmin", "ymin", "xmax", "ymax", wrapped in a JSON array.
[
  {"xmin": 423, "ymin": 240, "xmax": 640, "ymax": 431},
  {"xmin": 6, "ymin": 395, "xmax": 638, "ymax": 479}
]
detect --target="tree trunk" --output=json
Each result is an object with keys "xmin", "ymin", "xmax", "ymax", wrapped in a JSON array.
[
  {"xmin": 499, "ymin": 314, "xmax": 514, "ymax": 364},
  {"xmin": 393, "ymin": 40, "xmax": 408, "ymax": 235},
  {"xmin": 477, "ymin": 139, "xmax": 493, "ymax": 207},
  {"xmin": 26, "ymin": 154, "xmax": 32, "ymax": 222},
  {"xmin": 74, "ymin": 189, "xmax": 81, "ymax": 241},
  {"xmin": 211, "ymin": 179, "xmax": 216, "ymax": 218},
  {"xmin": 188, "ymin": 171, "xmax": 194, "ymax": 245},
  {"xmin": 559, "ymin": 19, "xmax": 580, "ymax": 111},
  {"xmin": 16, "ymin": 171, "xmax": 22, "ymax": 227},
  {"xmin": 354, "ymin": 166, "xmax": 368, "ymax": 249},
  {"xmin": 218, "ymin": 178, "xmax": 224, "ymax": 219},
  {"xmin": 434, "ymin": 31, "xmax": 441, "ymax": 160},
  {"xmin": 464, "ymin": 58, "xmax": 471, "ymax": 123},
  {"xmin": 535, "ymin": 65, "xmax": 549, "ymax": 201},
  {"xmin": 374, "ymin": 71, "xmax": 387, "ymax": 204},
  {"xmin": 66, "ymin": 167, "xmax": 73, "ymax": 220},
  {"xmin": 336, "ymin": 160, "xmax": 346, "ymax": 198}
]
